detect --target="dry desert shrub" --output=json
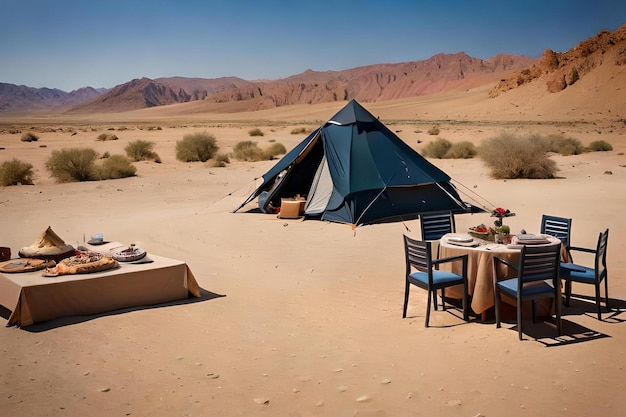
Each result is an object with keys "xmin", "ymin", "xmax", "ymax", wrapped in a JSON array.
[
  {"xmin": 211, "ymin": 153, "xmax": 231, "ymax": 167},
  {"xmin": 479, "ymin": 132, "xmax": 557, "ymax": 179},
  {"xmin": 20, "ymin": 132, "xmax": 39, "ymax": 142},
  {"xmin": 46, "ymin": 148, "xmax": 99, "ymax": 182},
  {"xmin": 444, "ymin": 141, "xmax": 477, "ymax": 159},
  {"xmin": 422, "ymin": 138, "xmax": 452, "ymax": 158},
  {"xmin": 126, "ymin": 140, "xmax": 161, "ymax": 163},
  {"xmin": 96, "ymin": 133, "xmax": 119, "ymax": 141},
  {"xmin": 98, "ymin": 155, "xmax": 137, "ymax": 179},
  {"xmin": 233, "ymin": 141, "xmax": 265, "ymax": 161},
  {"xmin": 290, "ymin": 127, "xmax": 310, "ymax": 135},
  {"xmin": 265, "ymin": 142, "xmax": 287, "ymax": 159},
  {"xmin": 544, "ymin": 133, "xmax": 584, "ymax": 155},
  {"xmin": 427, "ymin": 125, "xmax": 440, "ymax": 135},
  {"xmin": 587, "ymin": 140, "xmax": 613, "ymax": 152},
  {"xmin": 248, "ymin": 128, "xmax": 264, "ymax": 137},
  {"xmin": 0, "ymin": 158, "xmax": 34, "ymax": 186},
  {"xmin": 176, "ymin": 132, "xmax": 219, "ymax": 162}
]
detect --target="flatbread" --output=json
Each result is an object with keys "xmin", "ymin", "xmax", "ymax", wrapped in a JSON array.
[
  {"xmin": 0, "ymin": 258, "xmax": 56, "ymax": 273},
  {"xmin": 43, "ymin": 251, "xmax": 118, "ymax": 277}
]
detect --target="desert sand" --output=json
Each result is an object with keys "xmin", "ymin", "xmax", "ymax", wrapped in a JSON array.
[{"xmin": 1, "ymin": 87, "xmax": 626, "ymax": 416}]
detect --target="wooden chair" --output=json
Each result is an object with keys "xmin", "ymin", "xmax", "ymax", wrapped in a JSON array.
[
  {"xmin": 402, "ymin": 235, "xmax": 468, "ymax": 327},
  {"xmin": 560, "ymin": 229, "xmax": 609, "ymax": 320},
  {"xmin": 494, "ymin": 243, "xmax": 562, "ymax": 340}
]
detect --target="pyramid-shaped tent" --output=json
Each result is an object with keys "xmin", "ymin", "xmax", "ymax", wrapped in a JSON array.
[{"xmin": 235, "ymin": 99, "xmax": 481, "ymax": 227}]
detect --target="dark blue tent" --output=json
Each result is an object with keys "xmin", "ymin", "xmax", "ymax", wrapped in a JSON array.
[{"xmin": 235, "ymin": 99, "xmax": 481, "ymax": 227}]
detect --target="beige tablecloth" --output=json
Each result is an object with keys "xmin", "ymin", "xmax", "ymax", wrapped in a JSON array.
[
  {"xmin": 439, "ymin": 233, "xmax": 561, "ymax": 314},
  {"xmin": 0, "ymin": 243, "xmax": 201, "ymax": 327}
]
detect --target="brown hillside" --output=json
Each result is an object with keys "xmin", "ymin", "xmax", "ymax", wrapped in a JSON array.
[{"xmin": 489, "ymin": 24, "xmax": 626, "ymax": 97}]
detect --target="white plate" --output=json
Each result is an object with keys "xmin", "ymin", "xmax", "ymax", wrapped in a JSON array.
[{"xmin": 447, "ymin": 236, "xmax": 474, "ymax": 243}]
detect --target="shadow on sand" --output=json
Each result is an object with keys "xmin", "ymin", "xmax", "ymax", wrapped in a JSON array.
[{"xmin": 1, "ymin": 288, "xmax": 225, "ymax": 333}]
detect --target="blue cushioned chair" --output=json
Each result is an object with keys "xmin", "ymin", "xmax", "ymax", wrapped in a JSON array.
[
  {"xmin": 402, "ymin": 235, "xmax": 468, "ymax": 327},
  {"xmin": 560, "ymin": 228, "xmax": 609, "ymax": 320},
  {"xmin": 540, "ymin": 214, "xmax": 572, "ymax": 257},
  {"xmin": 494, "ymin": 243, "xmax": 562, "ymax": 340}
]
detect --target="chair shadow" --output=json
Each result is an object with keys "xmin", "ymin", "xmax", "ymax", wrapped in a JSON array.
[
  {"xmin": 497, "ymin": 316, "xmax": 610, "ymax": 346},
  {"xmin": 563, "ymin": 295, "xmax": 626, "ymax": 323},
  {"xmin": 9, "ymin": 288, "xmax": 225, "ymax": 333}
]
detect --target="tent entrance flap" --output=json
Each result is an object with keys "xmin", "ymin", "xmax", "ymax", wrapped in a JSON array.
[{"xmin": 304, "ymin": 156, "xmax": 333, "ymax": 215}]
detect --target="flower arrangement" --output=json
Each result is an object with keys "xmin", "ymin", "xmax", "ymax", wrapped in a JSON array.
[{"xmin": 491, "ymin": 207, "xmax": 515, "ymax": 234}]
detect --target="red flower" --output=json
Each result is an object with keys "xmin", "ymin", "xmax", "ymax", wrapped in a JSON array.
[{"xmin": 495, "ymin": 207, "xmax": 507, "ymax": 216}]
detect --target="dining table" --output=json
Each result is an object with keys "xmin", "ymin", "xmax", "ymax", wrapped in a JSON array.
[
  {"xmin": 437, "ymin": 232, "xmax": 563, "ymax": 317},
  {"xmin": 0, "ymin": 242, "xmax": 201, "ymax": 327}
]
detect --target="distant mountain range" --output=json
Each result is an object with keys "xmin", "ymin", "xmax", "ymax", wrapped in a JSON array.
[{"xmin": 1, "ymin": 24, "xmax": 624, "ymax": 115}]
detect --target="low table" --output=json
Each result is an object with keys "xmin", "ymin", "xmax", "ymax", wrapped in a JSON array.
[{"xmin": 0, "ymin": 243, "xmax": 201, "ymax": 327}]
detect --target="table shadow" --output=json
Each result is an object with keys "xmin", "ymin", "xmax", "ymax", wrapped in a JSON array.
[{"xmin": 8, "ymin": 288, "xmax": 225, "ymax": 332}]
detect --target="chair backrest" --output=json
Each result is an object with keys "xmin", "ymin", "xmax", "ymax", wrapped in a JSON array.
[
  {"xmin": 403, "ymin": 235, "xmax": 433, "ymax": 274},
  {"xmin": 420, "ymin": 211, "xmax": 456, "ymax": 241},
  {"xmin": 595, "ymin": 228, "xmax": 609, "ymax": 277},
  {"xmin": 540, "ymin": 215, "xmax": 572, "ymax": 248},
  {"xmin": 518, "ymin": 243, "xmax": 562, "ymax": 285}
]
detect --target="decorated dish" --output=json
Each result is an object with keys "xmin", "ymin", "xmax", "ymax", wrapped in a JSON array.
[{"xmin": 112, "ymin": 244, "xmax": 147, "ymax": 262}]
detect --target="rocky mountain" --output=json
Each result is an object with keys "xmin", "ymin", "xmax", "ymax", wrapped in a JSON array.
[
  {"xmin": 489, "ymin": 24, "xmax": 626, "ymax": 97},
  {"xmin": 0, "ymin": 83, "xmax": 104, "ymax": 112}
]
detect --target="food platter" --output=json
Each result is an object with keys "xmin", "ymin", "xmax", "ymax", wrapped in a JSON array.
[
  {"xmin": 0, "ymin": 258, "xmax": 56, "ymax": 273},
  {"xmin": 112, "ymin": 245, "xmax": 147, "ymax": 262}
]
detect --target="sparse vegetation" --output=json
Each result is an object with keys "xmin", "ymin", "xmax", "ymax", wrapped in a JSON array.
[
  {"xmin": 478, "ymin": 132, "xmax": 557, "ymax": 179},
  {"xmin": 444, "ymin": 141, "xmax": 477, "ymax": 159},
  {"xmin": 176, "ymin": 131, "xmax": 219, "ymax": 162},
  {"xmin": 46, "ymin": 148, "xmax": 99, "ymax": 182},
  {"xmin": 587, "ymin": 140, "xmax": 613, "ymax": 152},
  {"xmin": 212, "ymin": 153, "xmax": 231, "ymax": 167},
  {"xmin": 427, "ymin": 125, "xmax": 440, "ymax": 135},
  {"xmin": 265, "ymin": 142, "xmax": 287, "ymax": 159},
  {"xmin": 290, "ymin": 127, "xmax": 310, "ymax": 135},
  {"xmin": 544, "ymin": 133, "xmax": 584, "ymax": 156},
  {"xmin": 97, "ymin": 133, "xmax": 119, "ymax": 141},
  {"xmin": 248, "ymin": 128, "xmax": 264, "ymax": 137},
  {"xmin": 0, "ymin": 158, "xmax": 34, "ymax": 186},
  {"xmin": 21, "ymin": 132, "xmax": 39, "ymax": 142},
  {"xmin": 98, "ymin": 155, "xmax": 137, "ymax": 179},
  {"xmin": 125, "ymin": 140, "xmax": 161, "ymax": 162},
  {"xmin": 422, "ymin": 138, "xmax": 452, "ymax": 159},
  {"xmin": 233, "ymin": 141, "xmax": 265, "ymax": 161}
]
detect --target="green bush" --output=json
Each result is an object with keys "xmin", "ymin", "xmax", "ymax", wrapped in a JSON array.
[
  {"xmin": 97, "ymin": 133, "xmax": 119, "ymax": 141},
  {"xmin": 21, "ymin": 132, "xmax": 39, "ymax": 142},
  {"xmin": 125, "ymin": 140, "xmax": 160, "ymax": 162},
  {"xmin": 98, "ymin": 155, "xmax": 137, "ymax": 179},
  {"xmin": 176, "ymin": 131, "xmax": 219, "ymax": 162},
  {"xmin": 587, "ymin": 140, "xmax": 613, "ymax": 152},
  {"xmin": 46, "ymin": 148, "xmax": 99, "ymax": 182},
  {"xmin": 444, "ymin": 141, "xmax": 476, "ymax": 159},
  {"xmin": 264, "ymin": 142, "xmax": 287, "ymax": 159},
  {"xmin": 0, "ymin": 158, "xmax": 34, "ymax": 186},
  {"xmin": 233, "ymin": 141, "xmax": 265, "ymax": 161},
  {"xmin": 478, "ymin": 132, "xmax": 557, "ymax": 179},
  {"xmin": 427, "ymin": 125, "xmax": 440, "ymax": 135},
  {"xmin": 422, "ymin": 138, "xmax": 452, "ymax": 159},
  {"xmin": 248, "ymin": 128, "xmax": 264, "ymax": 137}
]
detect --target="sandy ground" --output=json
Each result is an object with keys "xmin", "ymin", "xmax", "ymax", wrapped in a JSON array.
[{"xmin": 1, "ymin": 94, "xmax": 626, "ymax": 416}]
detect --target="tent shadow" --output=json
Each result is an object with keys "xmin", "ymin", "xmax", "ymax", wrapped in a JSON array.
[{"xmin": 9, "ymin": 288, "xmax": 225, "ymax": 333}]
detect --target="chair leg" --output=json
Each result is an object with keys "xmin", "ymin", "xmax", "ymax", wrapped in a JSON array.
[
  {"xmin": 425, "ymin": 287, "xmax": 432, "ymax": 327},
  {"xmin": 495, "ymin": 288, "xmax": 501, "ymax": 328},
  {"xmin": 604, "ymin": 275, "xmax": 610, "ymax": 314},
  {"xmin": 433, "ymin": 289, "xmax": 439, "ymax": 311},
  {"xmin": 517, "ymin": 297, "xmax": 523, "ymax": 340},
  {"xmin": 595, "ymin": 282, "xmax": 602, "ymax": 320},
  {"xmin": 555, "ymin": 291, "xmax": 562, "ymax": 336},
  {"xmin": 462, "ymin": 280, "xmax": 469, "ymax": 321},
  {"xmin": 403, "ymin": 281, "xmax": 410, "ymax": 318},
  {"xmin": 564, "ymin": 280, "xmax": 572, "ymax": 306},
  {"xmin": 441, "ymin": 288, "xmax": 446, "ymax": 311},
  {"xmin": 531, "ymin": 300, "xmax": 536, "ymax": 324}
]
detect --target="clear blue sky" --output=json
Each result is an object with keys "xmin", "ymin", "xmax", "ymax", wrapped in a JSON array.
[{"xmin": 1, "ymin": 0, "xmax": 624, "ymax": 91}]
